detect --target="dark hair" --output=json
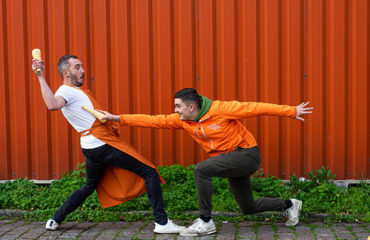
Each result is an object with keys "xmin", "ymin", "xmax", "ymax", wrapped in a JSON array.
[
  {"xmin": 57, "ymin": 55, "xmax": 78, "ymax": 78},
  {"xmin": 174, "ymin": 88, "xmax": 201, "ymax": 109}
]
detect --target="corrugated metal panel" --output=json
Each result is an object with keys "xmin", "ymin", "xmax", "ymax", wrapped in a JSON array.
[{"xmin": 0, "ymin": 0, "xmax": 368, "ymax": 180}]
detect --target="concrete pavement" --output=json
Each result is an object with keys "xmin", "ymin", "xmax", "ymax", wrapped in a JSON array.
[{"xmin": 0, "ymin": 219, "xmax": 369, "ymax": 240}]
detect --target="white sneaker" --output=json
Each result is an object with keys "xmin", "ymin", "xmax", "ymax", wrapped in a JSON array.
[
  {"xmin": 285, "ymin": 199, "xmax": 302, "ymax": 226},
  {"xmin": 45, "ymin": 218, "xmax": 59, "ymax": 230},
  {"xmin": 180, "ymin": 218, "xmax": 216, "ymax": 236},
  {"xmin": 153, "ymin": 219, "xmax": 186, "ymax": 234}
]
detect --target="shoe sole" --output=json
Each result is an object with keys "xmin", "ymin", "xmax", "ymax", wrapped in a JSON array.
[
  {"xmin": 45, "ymin": 227, "xmax": 58, "ymax": 231},
  {"xmin": 180, "ymin": 229, "xmax": 217, "ymax": 237},
  {"xmin": 154, "ymin": 227, "xmax": 187, "ymax": 234},
  {"xmin": 285, "ymin": 200, "xmax": 302, "ymax": 227},
  {"xmin": 154, "ymin": 230, "xmax": 184, "ymax": 234}
]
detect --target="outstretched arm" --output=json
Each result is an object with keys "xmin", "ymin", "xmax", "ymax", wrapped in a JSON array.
[
  {"xmin": 32, "ymin": 59, "xmax": 66, "ymax": 111},
  {"xmin": 219, "ymin": 100, "xmax": 313, "ymax": 120},
  {"xmin": 98, "ymin": 110, "xmax": 183, "ymax": 129},
  {"xmin": 295, "ymin": 102, "xmax": 313, "ymax": 121}
]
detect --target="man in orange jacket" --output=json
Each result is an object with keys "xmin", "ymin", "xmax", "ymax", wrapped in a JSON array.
[
  {"xmin": 31, "ymin": 55, "xmax": 185, "ymax": 234},
  {"xmin": 100, "ymin": 88, "xmax": 313, "ymax": 237}
]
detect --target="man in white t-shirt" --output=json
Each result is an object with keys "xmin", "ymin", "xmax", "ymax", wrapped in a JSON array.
[{"xmin": 32, "ymin": 55, "xmax": 185, "ymax": 234}]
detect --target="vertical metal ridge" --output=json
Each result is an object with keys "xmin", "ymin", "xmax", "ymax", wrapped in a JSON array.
[
  {"xmin": 321, "ymin": 0, "xmax": 327, "ymax": 169},
  {"xmin": 106, "ymin": 0, "xmax": 113, "ymax": 112},
  {"xmin": 277, "ymin": 0, "xmax": 283, "ymax": 177},
  {"xmin": 328, "ymin": 0, "xmax": 335, "ymax": 169},
  {"xmin": 43, "ymin": 0, "xmax": 52, "ymax": 179},
  {"xmin": 0, "ymin": 0, "xmax": 11, "ymax": 178},
  {"xmin": 218, "ymin": 0, "xmax": 224, "ymax": 99},
  {"xmin": 282, "ymin": 0, "xmax": 291, "ymax": 178},
  {"xmin": 169, "ymin": 0, "xmax": 175, "ymax": 94},
  {"xmin": 86, "ymin": 0, "xmax": 92, "ymax": 90},
  {"xmin": 90, "ymin": 0, "xmax": 96, "ymax": 94},
  {"xmin": 364, "ymin": 1, "xmax": 370, "ymax": 178},
  {"xmin": 305, "ymin": 0, "xmax": 313, "ymax": 178},
  {"xmin": 261, "ymin": 0, "xmax": 270, "ymax": 174},
  {"xmin": 344, "ymin": 0, "xmax": 350, "ymax": 178},
  {"xmin": 71, "ymin": 0, "xmax": 76, "ymax": 51},
  {"xmin": 126, "ymin": 0, "xmax": 134, "ymax": 146},
  {"xmin": 64, "ymin": 0, "xmax": 70, "ymax": 52},
  {"xmin": 192, "ymin": 0, "xmax": 197, "ymax": 90},
  {"xmin": 49, "ymin": 0, "xmax": 56, "ymax": 179},
  {"xmin": 211, "ymin": 0, "xmax": 217, "ymax": 98},
  {"xmin": 233, "ymin": 0, "xmax": 239, "ymax": 100},
  {"xmin": 299, "ymin": 0, "xmax": 305, "ymax": 177},
  {"xmin": 367, "ymin": 0, "xmax": 370, "ymax": 178},
  {"xmin": 148, "ymin": 0, "xmax": 155, "ymax": 163},
  {"xmin": 8, "ymin": 0, "xmax": 16, "ymax": 179},
  {"xmin": 348, "ymin": 0, "xmax": 356, "ymax": 178},
  {"xmin": 171, "ymin": 0, "xmax": 177, "ymax": 164},
  {"xmin": 328, "ymin": 0, "xmax": 335, "ymax": 171},
  {"xmin": 132, "ymin": 0, "xmax": 141, "ymax": 151},
  {"xmin": 111, "ymin": 0, "xmax": 120, "ymax": 111},
  {"xmin": 64, "ymin": 0, "xmax": 73, "ymax": 173},
  {"xmin": 239, "ymin": 0, "xmax": 245, "ymax": 101},
  {"xmin": 22, "ymin": 0, "xmax": 32, "ymax": 178}
]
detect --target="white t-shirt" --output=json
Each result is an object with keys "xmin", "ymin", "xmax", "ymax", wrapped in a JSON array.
[{"xmin": 55, "ymin": 85, "xmax": 106, "ymax": 149}]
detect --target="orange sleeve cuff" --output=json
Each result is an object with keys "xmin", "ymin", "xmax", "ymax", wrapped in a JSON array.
[
  {"xmin": 292, "ymin": 106, "xmax": 297, "ymax": 118},
  {"xmin": 119, "ymin": 114, "xmax": 125, "ymax": 125}
]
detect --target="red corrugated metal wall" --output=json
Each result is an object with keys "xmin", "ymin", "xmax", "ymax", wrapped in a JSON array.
[{"xmin": 0, "ymin": 0, "xmax": 368, "ymax": 180}]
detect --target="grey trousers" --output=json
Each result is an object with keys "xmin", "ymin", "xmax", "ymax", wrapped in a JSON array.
[{"xmin": 194, "ymin": 146, "xmax": 285, "ymax": 216}]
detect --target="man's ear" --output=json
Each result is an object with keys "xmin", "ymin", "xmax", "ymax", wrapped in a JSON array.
[
  {"xmin": 63, "ymin": 70, "xmax": 69, "ymax": 78},
  {"xmin": 189, "ymin": 103, "xmax": 195, "ymax": 112}
]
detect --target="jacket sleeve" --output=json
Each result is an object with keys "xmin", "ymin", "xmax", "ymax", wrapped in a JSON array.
[
  {"xmin": 216, "ymin": 100, "xmax": 297, "ymax": 119},
  {"xmin": 119, "ymin": 113, "xmax": 183, "ymax": 129}
]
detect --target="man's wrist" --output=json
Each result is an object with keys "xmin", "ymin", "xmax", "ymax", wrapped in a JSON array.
[
  {"xmin": 114, "ymin": 115, "xmax": 120, "ymax": 122},
  {"xmin": 37, "ymin": 74, "xmax": 45, "ymax": 81}
]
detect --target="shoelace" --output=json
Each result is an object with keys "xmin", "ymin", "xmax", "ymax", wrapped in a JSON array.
[{"xmin": 190, "ymin": 218, "xmax": 202, "ymax": 229}]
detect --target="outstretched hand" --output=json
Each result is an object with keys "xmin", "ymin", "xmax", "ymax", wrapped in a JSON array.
[
  {"xmin": 96, "ymin": 110, "xmax": 121, "ymax": 122},
  {"xmin": 296, "ymin": 102, "xmax": 313, "ymax": 121}
]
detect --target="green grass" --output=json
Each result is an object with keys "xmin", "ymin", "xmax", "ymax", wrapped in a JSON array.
[{"xmin": 0, "ymin": 164, "xmax": 369, "ymax": 223}]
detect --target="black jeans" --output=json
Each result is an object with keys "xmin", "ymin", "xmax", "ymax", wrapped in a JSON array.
[
  {"xmin": 53, "ymin": 144, "xmax": 167, "ymax": 224},
  {"xmin": 194, "ymin": 146, "xmax": 285, "ymax": 216}
]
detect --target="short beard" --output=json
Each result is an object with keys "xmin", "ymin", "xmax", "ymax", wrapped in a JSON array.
[{"xmin": 70, "ymin": 73, "xmax": 83, "ymax": 87}]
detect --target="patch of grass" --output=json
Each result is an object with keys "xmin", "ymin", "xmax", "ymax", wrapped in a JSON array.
[{"xmin": 0, "ymin": 164, "xmax": 368, "ymax": 223}]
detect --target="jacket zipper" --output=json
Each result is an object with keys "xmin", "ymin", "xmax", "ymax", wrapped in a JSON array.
[
  {"xmin": 199, "ymin": 121, "xmax": 214, "ymax": 150},
  {"xmin": 193, "ymin": 129, "xmax": 202, "ymax": 139}
]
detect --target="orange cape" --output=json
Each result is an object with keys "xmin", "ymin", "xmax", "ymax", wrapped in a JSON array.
[{"xmin": 80, "ymin": 89, "xmax": 164, "ymax": 209}]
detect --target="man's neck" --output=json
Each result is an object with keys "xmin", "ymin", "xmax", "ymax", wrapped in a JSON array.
[
  {"xmin": 190, "ymin": 109, "xmax": 200, "ymax": 121},
  {"xmin": 63, "ymin": 79, "xmax": 77, "ymax": 87},
  {"xmin": 63, "ymin": 78, "xmax": 71, "ymax": 85}
]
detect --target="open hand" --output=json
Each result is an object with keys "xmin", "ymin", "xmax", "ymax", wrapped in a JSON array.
[{"xmin": 296, "ymin": 102, "xmax": 313, "ymax": 121}]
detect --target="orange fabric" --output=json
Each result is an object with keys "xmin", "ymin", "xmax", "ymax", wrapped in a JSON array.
[
  {"xmin": 80, "ymin": 89, "xmax": 164, "ymax": 209},
  {"xmin": 120, "ymin": 100, "xmax": 297, "ymax": 157}
]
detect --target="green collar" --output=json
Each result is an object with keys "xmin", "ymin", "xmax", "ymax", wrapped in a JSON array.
[{"xmin": 194, "ymin": 95, "xmax": 213, "ymax": 122}]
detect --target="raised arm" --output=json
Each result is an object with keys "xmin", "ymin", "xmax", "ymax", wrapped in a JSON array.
[
  {"xmin": 99, "ymin": 110, "xmax": 183, "ymax": 129},
  {"xmin": 32, "ymin": 59, "xmax": 66, "ymax": 111}
]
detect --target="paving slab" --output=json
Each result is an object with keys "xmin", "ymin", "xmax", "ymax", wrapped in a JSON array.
[{"xmin": 0, "ymin": 219, "xmax": 369, "ymax": 239}]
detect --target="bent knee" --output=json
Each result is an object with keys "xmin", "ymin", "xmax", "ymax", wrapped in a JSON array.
[{"xmin": 194, "ymin": 161, "xmax": 208, "ymax": 176}]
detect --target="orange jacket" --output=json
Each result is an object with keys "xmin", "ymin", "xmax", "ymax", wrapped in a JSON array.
[{"xmin": 119, "ymin": 101, "xmax": 297, "ymax": 157}]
